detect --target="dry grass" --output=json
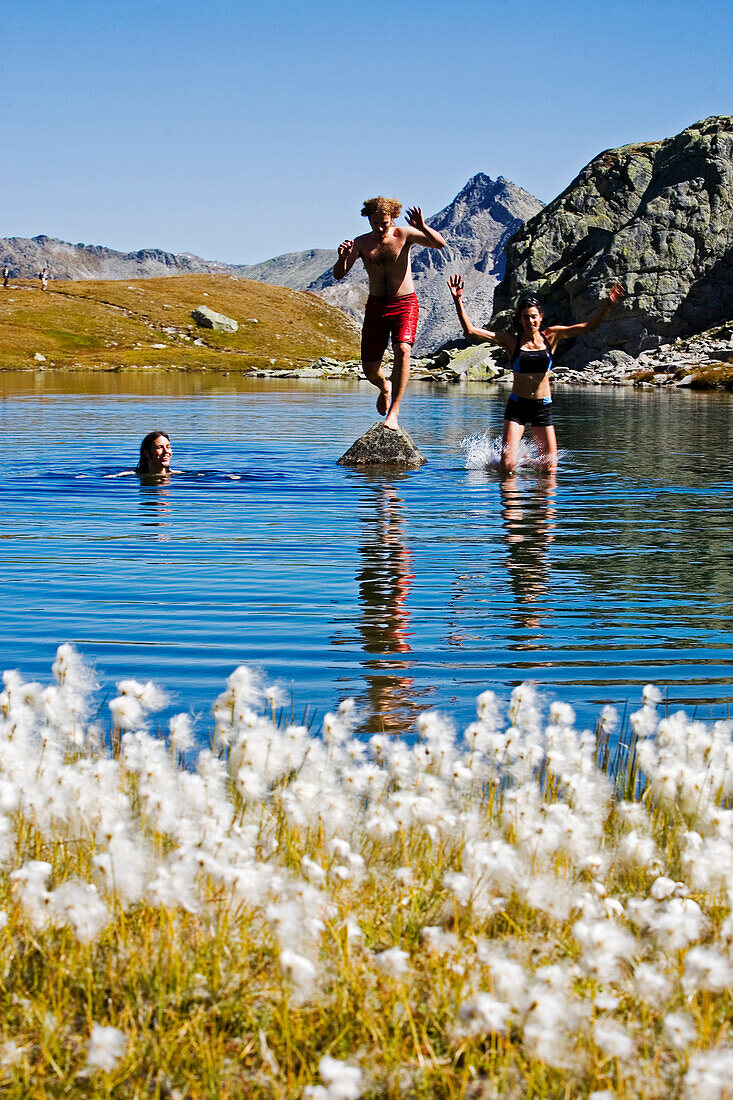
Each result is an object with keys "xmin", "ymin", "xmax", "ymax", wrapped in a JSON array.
[
  {"xmin": 688, "ymin": 362, "xmax": 733, "ymax": 390},
  {"xmin": 0, "ymin": 275, "xmax": 360, "ymax": 372}
]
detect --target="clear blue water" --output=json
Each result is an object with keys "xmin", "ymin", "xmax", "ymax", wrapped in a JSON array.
[{"xmin": 1, "ymin": 372, "xmax": 733, "ymax": 737}]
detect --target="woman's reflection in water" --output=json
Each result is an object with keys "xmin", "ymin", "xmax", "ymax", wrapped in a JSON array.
[
  {"xmin": 137, "ymin": 430, "xmax": 175, "ymax": 540},
  {"xmin": 500, "ymin": 470, "xmax": 557, "ymax": 645},
  {"xmin": 138, "ymin": 478, "xmax": 172, "ymax": 540},
  {"xmin": 355, "ymin": 480, "xmax": 432, "ymax": 735}
]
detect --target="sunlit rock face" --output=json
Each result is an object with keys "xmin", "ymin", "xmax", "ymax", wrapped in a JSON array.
[
  {"xmin": 191, "ymin": 306, "xmax": 238, "ymax": 333},
  {"xmin": 493, "ymin": 116, "xmax": 733, "ymax": 367}
]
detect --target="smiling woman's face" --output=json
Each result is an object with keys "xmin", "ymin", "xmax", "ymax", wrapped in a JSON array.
[
  {"xmin": 148, "ymin": 434, "xmax": 172, "ymax": 470},
  {"xmin": 520, "ymin": 305, "xmax": 543, "ymax": 334}
]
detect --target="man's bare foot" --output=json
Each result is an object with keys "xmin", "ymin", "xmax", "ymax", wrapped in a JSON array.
[
  {"xmin": 383, "ymin": 411, "xmax": 400, "ymax": 431},
  {"xmin": 376, "ymin": 379, "xmax": 392, "ymax": 416}
]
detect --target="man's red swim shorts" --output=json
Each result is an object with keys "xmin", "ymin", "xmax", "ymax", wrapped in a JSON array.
[{"xmin": 361, "ymin": 292, "xmax": 419, "ymax": 363}]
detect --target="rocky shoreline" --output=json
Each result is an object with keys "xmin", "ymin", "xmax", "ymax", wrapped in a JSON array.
[{"xmin": 251, "ymin": 320, "xmax": 733, "ymax": 391}]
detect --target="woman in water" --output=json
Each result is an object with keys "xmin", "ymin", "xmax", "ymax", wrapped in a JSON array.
[
  {"xmin": 137, "ymin": 431, "xmax": 173, "ymax": 478},
  {"xmin": 447, "ymin": 276, "xmax": 625, "ymax": 472}
]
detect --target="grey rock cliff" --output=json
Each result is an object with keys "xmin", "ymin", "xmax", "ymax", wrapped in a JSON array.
[
  {"xmin": 493, "ymin": 116, "xmax": 733, "ymax": 367},
  {"xmin": 240, "ymin": 175, "xmax": 544, "ymax": 354}
]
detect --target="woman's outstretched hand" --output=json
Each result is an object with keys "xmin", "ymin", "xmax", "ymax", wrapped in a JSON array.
[
  {"xmin": 608, "ymin": 282, "xmax": 625, "ymax": 305},
  {"xmin": 447, "ymin": 274, "xmax": 465, "ymax": 299}
]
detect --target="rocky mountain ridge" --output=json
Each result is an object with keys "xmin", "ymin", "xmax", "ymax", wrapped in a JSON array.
[{"xmin": 0, "ymin": 235, "xmax": 233, "ymax": 281}]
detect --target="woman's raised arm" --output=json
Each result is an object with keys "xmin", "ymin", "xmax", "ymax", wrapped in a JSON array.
[
  {"xmin": 447, "ymin": 276, "xmax": 515, "ymax": 352},
  {"xmin": 545, "ymin": 282, "xmax": 626, "ymax": 345}
]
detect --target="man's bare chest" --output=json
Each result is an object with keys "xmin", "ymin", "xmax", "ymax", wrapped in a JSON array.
[{"xmin": 363, "ymin": 240, "xmax": 407, "ymax": 267}]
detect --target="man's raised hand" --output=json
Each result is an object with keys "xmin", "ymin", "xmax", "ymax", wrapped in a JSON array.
[
  {"xmin": 405, "ymin": 206, "xmax": 427, "ymax": 231},
  {"xmin": 338, "ymin": 239, "xmax": 354, "ymax": 259},
  {"xmin": 447, "ymin": 274, "xmax": 465, "ymax": 299},
  {"xmin": 608, "ymin": 282, "xmax": 626, "ymax": 305}
]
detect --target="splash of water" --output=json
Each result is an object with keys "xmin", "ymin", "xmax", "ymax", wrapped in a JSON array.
[
  {"xmin": 461, "ymin": 431, "xmax": 566, "ymax": 471},
  {"xmin": 461, "ymin": 431, "xmax": 539, "ymax": 470}
]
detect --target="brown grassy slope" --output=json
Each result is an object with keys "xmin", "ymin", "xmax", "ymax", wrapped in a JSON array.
[{"xmin": 0, "ymin": 275, "xmax": 360, "ymax": 370}]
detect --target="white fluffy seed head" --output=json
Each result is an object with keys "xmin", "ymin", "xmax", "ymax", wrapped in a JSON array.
[{"xmin": 85, "ymin": 1024, "xmax": 127, "ymax": 1073}]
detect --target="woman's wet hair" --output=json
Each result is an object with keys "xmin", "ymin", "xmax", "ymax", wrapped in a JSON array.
[
  {"xmin": 513, "ymin": 292, "xmax": 544, "ymax": 333},
  {"xmin": 137, "ymin": 430, "xmax": 170, "ymax": 474}
]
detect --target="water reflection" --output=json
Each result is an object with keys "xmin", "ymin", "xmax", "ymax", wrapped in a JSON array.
[
  {"xmin": 353, "ymin": 480, "xmax": 431, "ymax": 734},
  {"xmin": 501, "ymin": 472, "xmax": 556, "ymax": 644},
  {"xmin": 138, "ymin": 477, "xmax": 172, "ymax": 538}
]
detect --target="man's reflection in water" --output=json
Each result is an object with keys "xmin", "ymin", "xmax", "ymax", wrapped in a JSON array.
[
  {"xmin": 354, "ymin": 481, "xmax": 432, "ymax": 735},
  {"xmin": 500, "ymin": 471, "xmax": 557, "ymax": 645},
  {"xmin": 138, "ymin": 479, "xmax": 172, "ymax": 541}
]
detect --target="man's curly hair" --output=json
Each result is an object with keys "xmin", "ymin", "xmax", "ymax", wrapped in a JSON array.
[{"xmin": 361, "ymin": 196, "xmax": 402, "ymax": 219}]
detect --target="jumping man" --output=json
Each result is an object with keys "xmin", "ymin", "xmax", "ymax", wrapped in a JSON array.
[{"xmin": 334, "ymin": 197, "xmax": 445, "ymax": 430}]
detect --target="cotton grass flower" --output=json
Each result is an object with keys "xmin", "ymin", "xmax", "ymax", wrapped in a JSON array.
[
  {"xmin": 304, "ymin": 1055, "xmax": 363, "ymax": 1100},
  {"xmin": 523, "ymin": 989, "xmax": 584, "ymax": 1068},
  {"xmin": 85, "ymin": 1024, "xmax": 127, "ymax": 1073},
  {"xmin": 682, "ymin": 946, "xmax": 733, "ymax": 993},
  {"xmin": 633, "ymin": 962, "xmax": 672, "ymax": 1007},
  {"xmin": 168, "ymin": 712, "xmax": 194, "ymax": 752},
  {"xmin": 592, "ymin": 1019, "xmax": 634, "ymax": 1060},
  {"xmin": 572, "ymin": 918, "xmax": 636, "ymax": 981},
  {"xmin": 458, "ymin": 993, "xmax": 510, "ymax": 1035},
  {"xmin": 374, "ymin": 947, "xmax": 410, "ymax": 979},
  {"xmin": 280, "ymin": 949, "xmax": 318, "ymax": 999},
  {"xmin": 109, "ymin": 678, "xmax": 168, "ymax": 731},
  {"xmin": 664, "ymin": 1012, "xmax": 697, "ymax": 1051},
  {"xmin": 684, "ymin": 1047, "xmax": 733, "ymax": 1099},
  {"xmin": 48, "ymin": 880, "xmax": 109, "ymax": 942}
]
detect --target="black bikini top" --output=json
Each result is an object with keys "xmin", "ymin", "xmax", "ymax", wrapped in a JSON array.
[{"xmin": 511, "ymin": 333, "xmax": 553, "ymax": 374}]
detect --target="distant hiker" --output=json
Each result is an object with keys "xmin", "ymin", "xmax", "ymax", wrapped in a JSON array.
[
  {"xmin": 448, "ymin": 276, "xmax": 625, "ymax": 472},
  {"xmin": 2, "ymin": 265, "xmax": 9, "ymax": 288},
  {"xmin": 39, "ymin": 268, "xmax": 48, "ymax": 291},
  {"xmin": 137, "ymin": 430, "xmax": 173, "ymax": 479},
  {"xmin": 334, "ymin": 197, "xmax": 446, "ymax": 431}
]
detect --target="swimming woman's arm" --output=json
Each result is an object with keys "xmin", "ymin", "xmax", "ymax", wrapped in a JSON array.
[
  {"xmin": 447, "ymin": 276, "xmax": 514, "ymax": 351},
  {"xmin": 545, "ymin": 282, "xmax": 626, "ymax": 343}
]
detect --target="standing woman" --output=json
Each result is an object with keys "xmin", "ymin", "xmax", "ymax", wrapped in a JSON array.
[{"xmin": 447, "ymin": 277, "xmax": 625, "ymax": 472}]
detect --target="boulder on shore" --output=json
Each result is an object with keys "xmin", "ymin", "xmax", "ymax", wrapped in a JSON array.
[
  {"xmin": 191, "ymin": 306, "xmax": 238, "ymax": 333},
  {"xmin": 338, "ymin": 423, "xmax": 426, "ymax": 468}
]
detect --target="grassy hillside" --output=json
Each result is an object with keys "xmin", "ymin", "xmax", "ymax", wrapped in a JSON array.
[{"xmin": 0, "ymin": 274, "xmax": 360, "ymax": 371}]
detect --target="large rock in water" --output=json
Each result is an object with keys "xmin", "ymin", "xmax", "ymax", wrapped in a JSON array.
[
  {"xmin": 338, "ymin": 423, "xmax": 426, "ymax": 468},
  {"xmin": 493, "ymin": 116, "xmax": 733, "ymax": 367},
  {"xmin": 191, "ymin": 305, "xmax": 238, "ymax": 333}
]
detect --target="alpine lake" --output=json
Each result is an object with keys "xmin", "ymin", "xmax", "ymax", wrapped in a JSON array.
[{"xmin": 2, "ymin": 370, "xmax": 732, "ymax": 741}]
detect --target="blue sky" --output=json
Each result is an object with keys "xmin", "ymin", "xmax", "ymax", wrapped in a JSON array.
[{"xmin": 4, "ymin": 0, "xmax": 730, "ymax": 264}]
